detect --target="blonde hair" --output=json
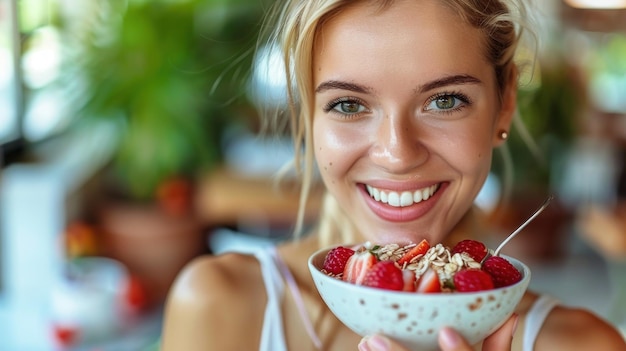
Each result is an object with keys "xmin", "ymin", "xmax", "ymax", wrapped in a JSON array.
[{"xmin": 256, "ymin": 0, "xmax": 535, "ymax": 245}]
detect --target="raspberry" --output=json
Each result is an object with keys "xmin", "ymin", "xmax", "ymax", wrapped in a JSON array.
[
  {"xmin": 362, "ymin": 261, "xmax": 404, "ymax": 291},
  {"xmin": 323, "ymin": 246, "xmax": 355, "ymax": 275},
  {"xmin": 453, "ymin": 268, "xmax": 495, "ymax": 292},
  {"xmin": 451, "ymin": 239, "xmax": 488, "ymax": 262},
  {"xmin": 481, "ymin": 256, "xmax": 522, "ymax": 288}
]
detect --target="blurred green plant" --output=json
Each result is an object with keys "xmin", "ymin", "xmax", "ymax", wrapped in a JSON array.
[
  {"xmin": 63, "ymin": 0, "xmax": 267, "ymax": 200},
  {"xmin": 492, "ymin": 56, "xmax": 581, "ymax": 193}
]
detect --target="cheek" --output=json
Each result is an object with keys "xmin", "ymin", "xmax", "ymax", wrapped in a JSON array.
[
  {"xmin": 313, "ymin": 119, "xmax": 367, "ymax": 180},
  {"xmin": 446, "ymin": 130, "xmax": 494, "ymax": 181}
]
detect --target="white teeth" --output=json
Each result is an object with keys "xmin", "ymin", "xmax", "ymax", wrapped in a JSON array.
[
  {"xmin": 388, "ymin": 192, "xmax": 400, "ymax": 206},
  {"xmin": 380, "ymin": 190, "xmax": 388, "ymax": 203},
  {"xmin": 366, "ymin": 184, "xmax": 440, "ymax": 207},
  {"xmin": 400, "ymin": 191, "xmax": 413, "ymax": 206}
]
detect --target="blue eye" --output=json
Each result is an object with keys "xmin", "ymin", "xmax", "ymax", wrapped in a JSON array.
[{"xmin": 425, "ymin": 93, "xmax": 470, "ymax": 112}]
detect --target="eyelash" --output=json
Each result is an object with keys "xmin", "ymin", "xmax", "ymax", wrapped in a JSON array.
[
  {"xmin": 424, "ymin": 91, "xmax": 472, "ymax": 114},
  {"xmin": 321, "ymin": 91, "xmax": 472, "ymax": 118},
  {"xmin": 322, "ymin": 97, "xmax": 369, "ymax": 118}
]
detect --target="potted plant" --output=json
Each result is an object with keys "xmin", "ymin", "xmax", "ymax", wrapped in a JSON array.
[
  {"xmin": 57, "ymin": 0, "xmax": 268, "ymax": 306},
  {"xmin": 66, "ymin": 0, "xmax": 264, "ymax": 201},
  {"xmin": 487, "ymin": 51, "xmax": 582, "ymax": 261}
]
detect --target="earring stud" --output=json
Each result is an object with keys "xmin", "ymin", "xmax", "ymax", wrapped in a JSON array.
[{"xmin": 499, "ymin": 130, "xmax": 508, "ymax": 140}]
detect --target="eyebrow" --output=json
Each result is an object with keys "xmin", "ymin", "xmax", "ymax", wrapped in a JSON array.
[
  {"xmin": 315, "ymin": 80, "xmax": 373, "ymax": 94},
  {"xmin": 314, "ymin": 74, "xmax": 482, "ymax": 95},
  {"xmin": 417, "ymin": 74, "xmax": 482, "ymax": 93}
]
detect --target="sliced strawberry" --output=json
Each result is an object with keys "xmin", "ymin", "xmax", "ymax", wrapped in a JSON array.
[
  {"xmin": 397, "ymin": 239, "xmax": 431, "ymax": 266},
  {"xmin": 481, "ymin": 256, "xmax": 522, "ymax": 288},
  {"xmin": 402, "ymin": 269, "xmax": 417, "ymax": 292},
  {"xmin": 453, "ymin": 268, "xmax": 494, "ymax": 292},
  {"xmin": 451, "ymin": 239, "xmax": 488, "ymax": 262},
  {"xmin": 362, "ymin": 261, "xmax": 404, "ymax": 291},
  {"xmin": 323, "ymin": 246, "xmax": 355, "ymax": 275},
  {"xmin": 415, "ymin": 267, "xmax": 441, "ymax": 293},
  {"xmin": 343, "ymin": 250, "xmax": 378, "ymax": 285}
]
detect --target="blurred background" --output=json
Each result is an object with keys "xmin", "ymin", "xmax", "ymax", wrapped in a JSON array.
[{"xmin": 0, "ymin": 0, "xmax": 625, "ymax": 349}]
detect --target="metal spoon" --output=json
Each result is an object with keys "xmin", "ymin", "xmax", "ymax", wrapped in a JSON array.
[{"xmin": 488, "ymin": 195, "xmax": 554, "ymax": 260}]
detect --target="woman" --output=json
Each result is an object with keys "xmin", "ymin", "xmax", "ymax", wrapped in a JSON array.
[{"xmin": 160, "ymin": 0, "xmax": 626, "ymax": 350}]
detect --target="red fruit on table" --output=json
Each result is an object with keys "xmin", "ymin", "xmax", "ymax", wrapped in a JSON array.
[
  {"xmin": 124, "ymin": 275, "xmax": 148, "ymax": 311},
  {"xmin": 451, "ymin": 239, "xmax": 488, "ymax": 262},
  {"xmin": 397, "ymin": 239, "xmax": 431, "ymax": 266},
  {"xmin": 343, "ymin": 250, "xmax": 378, "ymax": 285},
  {"xmin": 362, "ymin": 261, "xmax": 405, "ymax": 291},
  {"xmin": 454, "ymin": 268, "xmax": 495, "ymax": 292},
  {"xmin": 481, "ymin": 256, "xmax": 522, "ymax": 288},
  {"xmin": 52, "ymin": 324, "xmax": 79, "ymax": 347},
  {"xmin": 323, "ymin": 246, "xmax": 355, "ymax": 275},
  {"xmin": 415, "ymin": 267, "xmax": 442, "ymax": 293}
]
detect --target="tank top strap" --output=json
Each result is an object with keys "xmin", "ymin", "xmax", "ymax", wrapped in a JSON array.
[
  {"xmin": 251, "ymin": 246, "xmax": 322, "ymax": 351},
  {"xmin": 523, "ymin": 294, "xmax": 561, "ymax": 351},
  {"xmin": 269, "ymin": 246, "xmax": 323, "ymax": 349},
  {"xmin": 250, "ymin": 247, "xmax": 288, "ymax": 351}
]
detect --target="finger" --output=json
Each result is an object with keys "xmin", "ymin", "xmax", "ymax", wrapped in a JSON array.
[
  {"xmin": 482, "ymin": 314, "xmax": 519, "ymax": 351},
  {"xmin": 438, "ymin": 327, "xmax": 473, "ymax": 351},
  {"xmin": 358, "ymin": 334, "xmax": 409, "ymax": 351}
]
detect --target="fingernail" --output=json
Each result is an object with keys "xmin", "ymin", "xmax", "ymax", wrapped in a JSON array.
[
  {"xmin": 439, "ymin": 327, "xmax": 461, "ymax": 348},
  {"xmin": 359, "ymin": 335, "xmax": 391, "ymax": 351}
]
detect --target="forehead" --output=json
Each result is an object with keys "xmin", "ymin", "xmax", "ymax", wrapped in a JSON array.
[{"xmin": 313, "ymin": 0, "xmax": 492, "ymax": 88}]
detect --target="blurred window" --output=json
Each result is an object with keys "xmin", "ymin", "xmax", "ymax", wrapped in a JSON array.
[
  {"xmin": 0, "ymin": 0, "xmax": 20, "ymax": 147},
  {"xmin": 1, "ymin": 0, "xmax": 73, "ymax": 163}
]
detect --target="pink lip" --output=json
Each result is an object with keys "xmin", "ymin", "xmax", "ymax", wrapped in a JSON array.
[{"xmin": 359, "ymin": 182, "xmax": 447, "ymax": 222}]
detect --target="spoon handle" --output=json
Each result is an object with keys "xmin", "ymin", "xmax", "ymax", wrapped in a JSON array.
[{"xmin": 493, "ymin": 195, "xmax": 554, "ymax": 257}]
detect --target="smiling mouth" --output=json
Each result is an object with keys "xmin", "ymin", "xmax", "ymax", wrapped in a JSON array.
[{"xmin": 365, "ymin": 183, "xmax": 441, "ymax": 207}]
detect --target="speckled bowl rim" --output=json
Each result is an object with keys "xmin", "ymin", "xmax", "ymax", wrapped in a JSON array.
[{"xmin": 308, "ymin": 245, "xmax": 531, "ymax": 298}]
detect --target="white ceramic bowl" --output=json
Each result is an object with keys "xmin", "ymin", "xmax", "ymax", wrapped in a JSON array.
[{"xmin": 308, "ymin": 246, "xmax": 531, "ymax": 351}]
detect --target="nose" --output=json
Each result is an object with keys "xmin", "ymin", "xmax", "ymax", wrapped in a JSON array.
[{"xmin": 369, "ymin": 114, "xmax": 429, "ymax": 173}]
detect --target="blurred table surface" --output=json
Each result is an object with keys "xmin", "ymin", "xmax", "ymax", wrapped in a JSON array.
[
  {"xmin": 195, "ymin": 166, "xmax": 325, "ymax": 228},
  {"xmin": 0, "ymin": 301, "xmax": 162, "ymax": 351}
]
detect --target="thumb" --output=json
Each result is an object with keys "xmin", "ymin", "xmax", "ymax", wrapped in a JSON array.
[
  {"xmin": 482, "ymin": 314, "xmax": 519, "ymax": 351},
  {"xmin": 438, "ymin": 314, "xmax": 519, "ymax": 351}
]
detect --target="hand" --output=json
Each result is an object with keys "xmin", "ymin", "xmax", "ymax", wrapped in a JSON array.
[{"xmin": 358, "ymin": 314, "xmax": 518, "ymax": 351}]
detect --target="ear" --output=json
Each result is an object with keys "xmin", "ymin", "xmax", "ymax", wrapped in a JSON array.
[{"xmin": 493, "ymin": 67, "xmax": 518, "ymax": 147}]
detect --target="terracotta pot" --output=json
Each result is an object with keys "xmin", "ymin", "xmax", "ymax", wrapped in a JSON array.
[{"xmin": 97, "ymin": 202, "xmax": 204, "ymax": 308}]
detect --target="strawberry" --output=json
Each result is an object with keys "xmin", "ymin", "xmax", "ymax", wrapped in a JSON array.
[
  {"xmin": 481, "ymin": 256, "xmax": 522, "ymax": 288},
  {"xmin": 402, "ymin": 269, "xmax": 417, "ymax": 292},
  {"xmin": 453, "ymin": 268, "xmax": 495, "ymax": 292},
  {"xmin": 451, "ymin": 239, "xmax": 488, "ymax": 262},
  {"xmin": 362, "ymin": 261, "xmax": 404, "ymax": 291},
  {"xmin": 397, "ymin": 239, "xmax": 431, "ymax": 266},
  {"xmin": 323, "ymin": 246, "xmax": 355, "ymax": 275},
  {"xmin": 415, "ymin": 267, "xmax": 441, "ymax": 293},
  {"xmin": 343, "ymin": 250, "xmax": 378, "ymax": 285}
]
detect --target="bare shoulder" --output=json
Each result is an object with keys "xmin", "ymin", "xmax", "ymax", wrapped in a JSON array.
[
  {"xmin": 160, "ymin": 252, "xmax": 267, "ymax": 350},
  {"xmin": 537, "ymin": 305, "xmax": 626, "ymax": 351}
]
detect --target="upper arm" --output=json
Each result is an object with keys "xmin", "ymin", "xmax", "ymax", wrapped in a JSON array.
[
  {"xmin": 536, "ymin": 307, "xmax": 626, "ymax": 351},
  {"xmin": 160, "ymin": 253, "xmax": 266, "ymax": 351}
]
